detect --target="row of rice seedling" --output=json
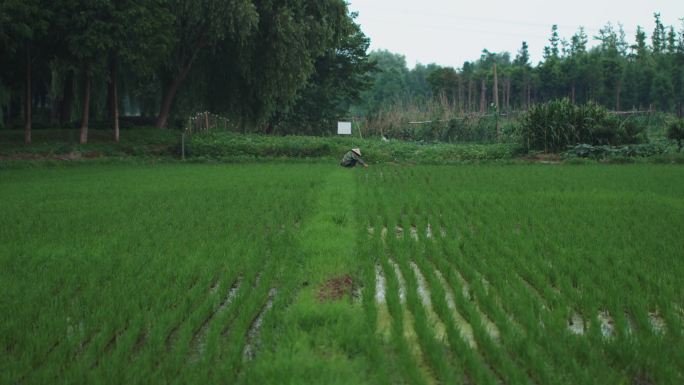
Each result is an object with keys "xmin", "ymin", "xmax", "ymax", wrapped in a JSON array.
[
  {"xmin": 2, "ymin": 161, "xmax": 682, "ymax": 384},
  {"xmin": 356, "ymin": 163, "xmax": 684, "ymax": 384},
  {"xmin": 0, "ymin": 164, "xmax": 328, "ymax": 384}
]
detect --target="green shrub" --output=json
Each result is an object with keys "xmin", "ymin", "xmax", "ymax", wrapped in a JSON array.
[
  {"xmin": 666, "ymin": 119, "xmax": 684, "ymax": 152},
  {"xmin": 519, "ymin": 99, "xmax": 647, "ymax": 153},
  {"xmin": 185, "ymin": 131, "xmax": 521, "ymax": 163},
  {"xmin": 565, "ymin": 142, "xmax": 674, "ymax": 159}
]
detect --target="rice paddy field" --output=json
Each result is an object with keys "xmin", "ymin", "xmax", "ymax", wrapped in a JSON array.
[{"xmin": 1, "ymin": 162, "xmax": 683, "ymax": 384}]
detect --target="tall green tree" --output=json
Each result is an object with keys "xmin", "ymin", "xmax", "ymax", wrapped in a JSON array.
[
  {"xmin": 54, "ymin": 0, "xmax": 118, "ymax": 143},
  {"xmin": 0, "ymin": 0, "xmax": 51, "ymax": 143},
  {"xmin": 539, "ymin": 25, "xmax": 564, "ymax": 101},
  {"xmin": 361, "ymin": 50, "xmax": 411, "ymax": 112},
  {"xmin": 595, "ymin": 22, "xmax": 626, "ymax": 109},
  {"xmin": 564, "ymin": 27, "xmax": 588, "ymax": 103},
  {"xmin": 155, "ymin": 0, "xmax": 258, "ymax": 128},
  {"xmin": 275, "ymin": 10, "xmax": 373, "ymax": 134},
  {"xmin": 107, "ymin": 0, "xmax": 173, "ymax": 140},
  {"xmin": 652, "ymin": 13, "xmax": 666, "ymax": 54}
]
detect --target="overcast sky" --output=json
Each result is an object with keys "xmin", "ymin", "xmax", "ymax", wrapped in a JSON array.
[{"xmin": 347, "ymin": 0, "xmax": 684, "ymax": 69}]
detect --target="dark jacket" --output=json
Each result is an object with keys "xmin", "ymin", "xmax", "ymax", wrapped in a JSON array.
[{"xmin": 340, "ymin": 150, "xmax": 366, "ymax": 167}]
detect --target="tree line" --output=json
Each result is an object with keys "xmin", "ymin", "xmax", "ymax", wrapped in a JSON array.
[
  {"xmin": 355, "ymin": 14, "xmax": 684, "ymax": 120},
  {"xmin": 2, "ymin": 4, "xmax": 682, "ymax": 144},
  {"xmin": 0, "ymin": 0, "xmax": 372, "ymax": 143}
]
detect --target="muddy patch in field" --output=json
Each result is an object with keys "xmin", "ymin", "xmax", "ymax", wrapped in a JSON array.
[
  {"xmin": 90, "ymin": 326, "xmax": 128, "ymax": 368},
  {"xmin": 426, "ymin": 223, "xmax": 434, "ymax": 239},
  {"xmin": 410, "ymin": 226, "xmax": 419, "ymax": 240},
  {"xmin": 209, "ymin": 279, "xmax": 220, "ymax": 294},
  {"xmin": 243, "ymin": 288, "xmax": 277, "ymax": 360},
  {"xmin": 317, "ymin": 274, "xmax": 353, "ymax": 302},
  {"xmin": 597, "ymin": 310, "xmax": 615, "ymax": 337},
  {"xmin": 648, "ymin": 311, "xmax": 666, "ymax": 334},
  {"xmin": 103, "ymin": 327, "xmax": 127, "ymax": 353},
  {"xmin": 375, "ymin": 265, "xmax": 391, "ymax": 339},
  {"xmin": 568, "ymin": 313, "xmax": 585, "ymax": 335},
  {"xmin": 375, "ymin": 265, "xmax": 386, "ymax": 303},
  {"xmin": 632, "ymin": 372, "xmax": 656, "ymax": 385},
  {"xmin": 131, "ymin": 328, "xmax": 149, "ymax": 361},
  {"xmin": 395, "ymin": 226, "xmax": 404, "ymax": 239}
]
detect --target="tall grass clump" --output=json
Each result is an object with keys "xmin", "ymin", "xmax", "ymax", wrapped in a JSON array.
[{"xmin": 519, "ymin": 99, "xmax": 647, "ymax": 153}]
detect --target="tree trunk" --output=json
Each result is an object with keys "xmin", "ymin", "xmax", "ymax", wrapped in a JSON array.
[
  {"xmin": 615, "ymin": 80, "xmax": 621, "ymax": 111},
  {"xmin": 458, "ymin": 77, "xmax": 464, "ymax": 114},
  {"xmin": 492, "ymin": 64, "xmax": 499, "ymax": 110},
  {"xmin": 6, "ymin": 92, "xmax": 11, "ymax": 127},
  {"xmin": 504, "ymin": 78, "xmax": 511, "ymax": 114},
  {"xmin": 479, "ymin": 79, "xmax": 486, "ymax": 114},
  {"xmin": 109, "ymin": 61, "xmax": 120, "ymax": 142},
  {"xmin": 60, "ymin": 72, "xmax": 74, "ymax": 126},
  {"xmin": 571, "ymin": 82, "xmax": 576, "ymax": 104},
  {"xmin": 80, "ymin": 64, "xmax": 91, "ymax": 144},
  {"xmin": 155, "ymin": 39, "xmax": 206, "ymax": 128},
  {"xmin": 468, "ymin": 80, "xmax": 473, "ymax": 113},
  {"xmin": 24, "ymin": 42, "xmax": 32, "ymax": 144}
]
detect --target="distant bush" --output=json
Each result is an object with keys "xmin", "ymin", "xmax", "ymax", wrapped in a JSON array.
[
  {"xmin": 185, "ymin": 131, "xmax": 522, "ymax": 163},
  {"xmin": 564, "ymin": 141, "xmax": 676, "ymax": 159},
  {"xmin": 666, "ymin": 119, "xmax": 684, "ymax": 152},
  {"xmin": 519, "ymin": 99, "xmax": 647, "ymax": 153}
]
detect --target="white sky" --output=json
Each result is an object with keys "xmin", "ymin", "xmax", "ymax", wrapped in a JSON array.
[{"xmin": 348, "ymin": 0, "xmax": 684, "ymax": 69}]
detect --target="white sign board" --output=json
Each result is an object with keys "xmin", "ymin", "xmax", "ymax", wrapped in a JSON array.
[{"xmin": 337, "ymin": 121, "xmax": 352, "ymax": 135}]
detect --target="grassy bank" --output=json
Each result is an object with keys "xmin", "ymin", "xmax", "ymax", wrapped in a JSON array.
[{"xmin": 2, "ymin": 128, "xmax": 682, "ymax": 165}]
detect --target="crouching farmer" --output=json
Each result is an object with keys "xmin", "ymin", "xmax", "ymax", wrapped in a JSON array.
[{"xmin": 340, "ymin": 148, "xmax": 368, "ymax": 168}]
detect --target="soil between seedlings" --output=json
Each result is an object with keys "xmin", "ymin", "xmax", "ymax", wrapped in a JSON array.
[{"xmin": 317, "ymin": 274, "xmax": 353, "ymax": 302}]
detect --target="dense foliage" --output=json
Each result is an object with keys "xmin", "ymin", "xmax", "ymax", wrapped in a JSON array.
[
  {"xmin": 354, "ymin": 15, "xmax": 684, "ymax": 135},
  {"xmin": 0, "ymin": 0, "xmax": 371, "ymax": 141},
  {"xmin": 667, "ymin": 118, "xmax": 684, "ymax": 151},
  {"xmin": 519, "ymin": 99, "xmax": 646, "ymax": 152},
  {"xmin": 186, "ymin": 131, "xmax": 520, "ymax": 163}
]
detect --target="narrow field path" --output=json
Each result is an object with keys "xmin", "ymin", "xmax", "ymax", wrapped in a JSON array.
[{"xmin": 238, "ymin": 167, "xmax": 385, "ymax": 385}]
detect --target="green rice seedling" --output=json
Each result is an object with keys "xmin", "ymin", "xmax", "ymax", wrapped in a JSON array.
[
  {"xmin": 390, "ymin": 244, "xmax": 459, "ymax": 385},
  {"xmin": 2, "ymin": 162, "xmax": 683, "ymax": 384}
]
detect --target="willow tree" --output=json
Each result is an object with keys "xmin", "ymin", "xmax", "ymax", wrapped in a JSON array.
[
  {"xmin": 275, "ymin": 10, "xmax": 374, "ymax": 134},
  {"xmin": 154, "ymin": 0, "xmax": 258, "ymax": 128}
]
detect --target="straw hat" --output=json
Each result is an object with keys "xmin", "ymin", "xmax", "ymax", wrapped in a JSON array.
[{"xmin": 352, "ymin": 148, "xmax": 361, "ymax": 156}]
